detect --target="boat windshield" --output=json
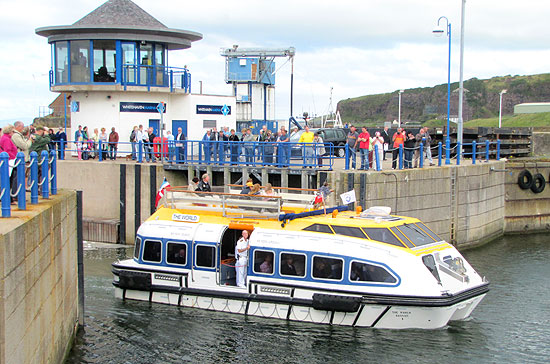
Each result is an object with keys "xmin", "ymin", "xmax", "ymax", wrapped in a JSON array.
[
  {"xmin": 396, "ymin": 223, "xmax": 437, "ymax": 247},
  {"xmin": 362, "ymin": 228, "xmax": 404, "ymax": 247}
]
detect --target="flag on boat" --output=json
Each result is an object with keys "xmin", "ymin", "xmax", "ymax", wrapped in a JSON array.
[
  {"xmin": 340, "ymin": 190, "xmax": 356, "ymax": 205},
  {"xmin": 155, "ymin": 178, "xmax": 170, "ymax": 208},
  {"xmin": 314, "ymin": 192, "xmax": 324, "ymax": 205}
]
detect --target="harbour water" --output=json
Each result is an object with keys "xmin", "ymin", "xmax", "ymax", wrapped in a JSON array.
[{"xmin": 66, "ymin": 234, "xmax": 549, "ymax": 364}]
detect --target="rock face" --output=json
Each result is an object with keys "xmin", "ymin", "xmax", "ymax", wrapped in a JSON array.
[{"xmin": 337, "ymin": 73, "xmax": 550, "ymax": 124}]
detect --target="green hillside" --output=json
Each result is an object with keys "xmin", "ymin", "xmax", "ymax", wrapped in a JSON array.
[{"xmin": 337, "ymin": 73, "xmax": 550, "ymax": 127}]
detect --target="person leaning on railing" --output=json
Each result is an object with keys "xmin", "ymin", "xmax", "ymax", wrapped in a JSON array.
[{"xmin": 0, "ymin": 124, "xmax": 18, "ymax": 204}]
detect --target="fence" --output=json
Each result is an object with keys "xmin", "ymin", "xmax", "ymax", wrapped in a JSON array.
[
  {"xmin": 343, "ymin": 140, "xmax": 502, "ymax": 171},
  {"xmin": 50, "ymin": 139, "xmax": 335, "ymax": 169},
  {"xmin": 0, "ymin": 150, "xmax": 58, "ymax": 218}
]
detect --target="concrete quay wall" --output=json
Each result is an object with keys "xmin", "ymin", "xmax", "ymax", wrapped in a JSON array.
[
  {"xmin": 0, "ymin": 190, "xmax": 78, "ymax": 364},
  {"xmin": 328, "ymin": 162, "xmax": 506, "ymax": 249},
  {"xmin": 504, "ymin": 161, "xmax": 550, "ymax": 233}
]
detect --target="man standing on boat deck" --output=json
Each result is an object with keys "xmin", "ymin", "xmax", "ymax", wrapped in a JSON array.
[{"xmin": 235, "ymin": 230, "xmax": 250, "ymax": 288}]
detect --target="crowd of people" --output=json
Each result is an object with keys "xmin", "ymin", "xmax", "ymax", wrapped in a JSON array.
[
  {"xmin": 345, "ymin": 125, "xmax": 434, "ymax": 170},
  {"xmin": 0, "ymin": 121, "xmax": 60, "ymax": 204}
]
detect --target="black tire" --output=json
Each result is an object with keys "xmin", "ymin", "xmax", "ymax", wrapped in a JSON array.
[
  {"xmin": 336, "ymin": 144, "xmax": 346, "ymax": 158},
  {"xmin": 517, "ymin": 170, "xmax": 533, "ymax": 190},
  {"xmin": 530, "ymin": 173, "xmax": 546, "ymax": 193}
]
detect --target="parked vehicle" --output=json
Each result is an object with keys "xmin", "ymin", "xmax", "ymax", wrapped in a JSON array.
[{"xmin": 290, "ymin": 127, "xmax": 349, "ymax": 158}]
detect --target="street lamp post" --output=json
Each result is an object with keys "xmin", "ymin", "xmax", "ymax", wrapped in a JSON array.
[
  {"xmin": 433, "ymin": 16, "xmax": 452, "ymax": 165},
  {"xmin": 499, "ymin": 89, "xmax": 507, "ymax": 128},
  {"xmin": 398, "ymin": 89, "xmax": 404, "ymax": 128},
  {"xmin": 457, "ymin": 0, "xmax": 466, "ymax": 158}
]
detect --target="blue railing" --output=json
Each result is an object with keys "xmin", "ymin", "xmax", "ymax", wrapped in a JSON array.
[
  {"xmin": 1, "ymin": 150, "xmax": 58, "ymax": 218},
  {"xmin": 343, "ymin": 140, "xmax": 502, "ymax": 171},
  {"xmin": 122, "ymin": 65, "xmax": 191, "ymax": 93},
  {"xmin": 48, "ymin": 140, "xmax": 335, "ymax": 169}
]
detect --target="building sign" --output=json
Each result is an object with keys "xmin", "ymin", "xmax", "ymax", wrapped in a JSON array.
[
  {"xmin": 120, "ymin": 102, "xmax": 167, "ymax": 113},
  {"xmin": 196, "ymin": 104, "xmax": 231, "ymax": 115},
  {"xmin": 71, "ymin": 101, "xmax": 80, "ymax": 112}
]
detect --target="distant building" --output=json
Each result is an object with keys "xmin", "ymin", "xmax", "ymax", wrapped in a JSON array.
[
  {"xmin": 514, "ymin": 103, "xmax": 550, "ymax": 114},
  {"xmin": 36, "ymin": 0, "xmax": 236, "ymax": 148}
]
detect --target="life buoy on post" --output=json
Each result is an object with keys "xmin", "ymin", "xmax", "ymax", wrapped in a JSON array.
[
  {"xmin": 517, "ymin": 170, "xmax": 533, "ymax": 190},
  {"xmin": 530, "ymin": 173, "xmax": 546, "ymax": 194}
]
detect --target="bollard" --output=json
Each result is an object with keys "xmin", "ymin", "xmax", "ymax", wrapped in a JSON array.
[
  {"xmin": 472, "ymin": 141, "xmax": 477, "ymax": 165},
  {"xmin": 398, "ymin": 144, "xmax": 403, "ymax": 170},
  {"xmin": 419, "ymin": 143, "xmax": 424, "ymax": 168},
  {"xmin": 345, "ymin": 144, "xmax": 350, "ymax": 170},
  {"xmin": 30, "ymin": 152, "xmax": 38, "ymax": 204},
  {"xmin": 438, "ymin": 142, "xmax": 442, "ymax": 166},
  {"xmin": 456, "ymin": 142, "xmax": 461, "ymax": 165},
  {"xmin": 99, "ymin": 140, "xmax": 103, "ymax": 162},
  {"xmin": 41, "ymin": 150, "xmax": 49, "ymax": 199},
  {"xmin": 0, "ymin": 152, "xmax": 10, "ymax": 217},
  {"xmin": 497, "ymin": 140, "xmax": 501, "ymax": 160},
  {"xmin": 50, "ymin": 150, "xmax": 57, "ymax": 195},
  {"xmin": 375, "ymin": 145, "xmax": 381, "ymax": 171},
  {"xmin": 138, "ymin": 140, "xmax": 143, "ymax": 163},
  {"xmin": 16, "ymin": 152, "xmax": 25, "ymax": 210},
  {"xmin": 485, "ymin": 140, "xmax": 490, "ymax": 162}
]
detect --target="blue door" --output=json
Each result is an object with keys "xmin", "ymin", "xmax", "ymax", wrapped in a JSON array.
[
  {"xmin": 172, "ymin": 120, "xmax": 188, "ymax": 137},
  {"xmin": 149, "ymin": 119, "xmax": 160, "ymax": 135}
]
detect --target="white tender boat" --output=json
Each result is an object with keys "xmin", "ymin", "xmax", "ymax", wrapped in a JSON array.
[{"xmin": 112, "ymin": 188, "xmax": 488, "ymax": 329}]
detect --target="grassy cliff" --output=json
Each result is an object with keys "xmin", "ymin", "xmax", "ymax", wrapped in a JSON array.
[{"xmin": 337, "ymin": 73, "xmax": 550, "ymax": 126}]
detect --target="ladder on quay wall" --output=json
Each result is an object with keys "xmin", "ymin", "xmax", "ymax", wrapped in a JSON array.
[{"xmin": 449, "ymin": 167, "xmax": 458, "ymax": 245}]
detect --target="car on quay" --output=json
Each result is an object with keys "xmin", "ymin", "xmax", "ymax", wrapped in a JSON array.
[{"xmin": 290, "ymin": 127, "xmax": 350, "ymax": 158}]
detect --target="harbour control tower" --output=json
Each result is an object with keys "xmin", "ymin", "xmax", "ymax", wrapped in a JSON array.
[
  {"xmin": 36, "ymin": 0, "xmax": 236, "ymax": 146},
  {"xmin": 221, "ymin": 46, "xmax": 295, "ymax": 132}
]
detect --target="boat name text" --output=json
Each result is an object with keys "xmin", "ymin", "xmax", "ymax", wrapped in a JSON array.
[{"xmin": 172, "ymin": 213, "xmax": 200, "ymax": 223}]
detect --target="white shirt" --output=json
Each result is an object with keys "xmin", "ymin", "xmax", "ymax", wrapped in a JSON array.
[{"xmin": 235, "ymin": 237, "xmax": 249, "ymax": 260}]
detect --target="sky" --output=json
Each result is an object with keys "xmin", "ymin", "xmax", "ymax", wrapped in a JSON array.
[{"xmin": 1, "ymin": 0, "xmax": 550, "ymax": 126}]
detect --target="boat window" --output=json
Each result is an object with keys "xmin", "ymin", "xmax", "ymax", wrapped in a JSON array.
[
  {"xmin": 389, "ymin": 227, "xmax": 415, "ymax": 248},
  {"xmin": 397, "ymin": 224, "xmax": 437, "ymax": 247},
  {"xmin": 331, "ymin": 225, "xmax": 366, "ymax": 239},
  {"xmin": 312, "ymin": 256, "xmax": 343, "ymax": 280},
  {"xmin": 253, "ymin": 250, "xmax": 274, "ymax": 275},
  {"xmin": 133, "ymin": 237, "xmax": 141, "ymax": 259},
  {"xmin": 362, "ymin": 228, "xmax": 404, "ymax": 247},
  {"xmin": 166, "ymin": 242, "xmax": 187, "ymax": 266},
  {"xmin": 416, "ymin": 222, "xmax": 443, "ymax": 242},
  {"xmin": 196, "ymin": 245, "xmax": 215, "ymax": 268},
  {"xmin": 142, "ymin": 240, "xmax": 161, "ymax": 263},
  {"xmin": 350, "ymin": 261, "xmax": 397, "ymax": 283},
  {"xmin": 303, "ymin": 224, "xmax": 333, "ymax": 234},
  {"xmin": 280, "ymin": 252, "xmax": 306, "ymax": 277}
]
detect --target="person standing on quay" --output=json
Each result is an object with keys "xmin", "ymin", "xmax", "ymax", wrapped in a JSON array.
[
  {"xmin": 298, "ymin": 125, "xmax": 315, "ymax": 167},
  {"xmin": 175, "ymin": 127, "xmax": 186, "ymax": 163},
  {"xmin": 130, "ymin": 126, "xmax": 138, "ymax": 160},
  {"xmin": 235, "ymin": 230, "xmax": 250, "ymax": 288},
  {"xmin": 392, "ymin": 128, "xmax": 405, "ymax": 169},
  {"xmin": 382, "ymin": 126, "xmax": 390, "ymax": 161},
  {"xmin": 108, "ymin": 127, "xmax": 119, "ymax": 160},
  {"xmin": 346, "ymin": 126, "xmax": 359, "ymax": 169},
  {"xmin": 358, "ymin": 127, "xmax": 371, "ymax": 170}
]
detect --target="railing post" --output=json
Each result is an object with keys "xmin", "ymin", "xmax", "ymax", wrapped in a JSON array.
[
  {"xmin": 398, "ymin": 144, "xmax": 403, "ymax": 170},
  {"xmin": 60, "ymin": 140, "xmax": 65, "ymax": 160},
  {"xmin": 375, "ymin": 145, "xmax": 381, "ymax": 171},
  {"xmin": 1, "ymin": 152, "xmax": 11, "ymax": 217},
  {"xmin": 138, "ymin": 140, "xmax": 143, "ymax": 163},
  {"xmin": 456, "ymin": 142, "xmax": 461, "ymax": 165},
  {"xmin": 497, "ymin": 140, "xmax": 501, "ymax": 160},
  {"xmin": 445, "ymin": 137, "xmax": 451, "ymax": 165},
  {"xmin": 98, "ymin": 140, "xmax": 103, "ymax": 162},
  {"xmin": 345, "ymin": 144, "xmax": 349, "ymax": 170},
  {"xmin": 419, "ymin": 143, "xmax": 424, "ymax": 168},
  {"xmin": 16, "ymin": 152, "xmax": 26, "ymax": 210},
  {"xmin": 485, "ymin": 140, "xmax": 490, "ymax": 162},
  {"xmin": 438, "ymin": 142, "xmax": 442, "ymax": 166},
  {"xmin": 41, "ymin": 150, "xmax": 49, "ymax": 199},
  {"xmin": 30, "ymin": 152, "xmax": 38, "ymax": 204},
  {"xmin": 50, "ymin": 150, "xmax": 57, "ymax": 195},
  {"xmin": 170, "ymin": 70, "xmax": 174, "ymax": 92},
  {"xmin": 472, "ymin": 141, "xmax": 477, "ymax": 164}
]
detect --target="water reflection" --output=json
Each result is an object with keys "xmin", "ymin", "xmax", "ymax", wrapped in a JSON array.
[{"xmin": 66, "ymin": 234, "xmax": 550, "ymax": 364}]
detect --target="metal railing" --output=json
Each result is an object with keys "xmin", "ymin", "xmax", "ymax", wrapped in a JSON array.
[
  {"xmin": 1, "ymin": 150, "xmax": 58, "ymax": 218},
  {"xmin": 343, "ymin": 140, "xmax": 502, "ymax": 170},
  {"xmin": 122, "ymin": 65, "xmax": 191, "ymax": 93},
  {"xmin": 50, "ymin": 139, "xmax": 335, "ymax": 169}
]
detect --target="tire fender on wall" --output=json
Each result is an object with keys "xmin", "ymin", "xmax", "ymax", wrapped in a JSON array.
[
  {"xmin": 518, "ymin": 170, "xmax": 533, "ymax": 190},
  {"xmin": 530, "ymin": 173, "xmax": 546, "ymax": 194}
]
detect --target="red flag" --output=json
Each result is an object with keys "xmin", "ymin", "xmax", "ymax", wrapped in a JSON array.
[{"xmin": 155, "ymin": 178, "xmax": 170, "ymax": 208}]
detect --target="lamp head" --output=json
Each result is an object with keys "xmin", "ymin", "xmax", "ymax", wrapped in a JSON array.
[{"xmin": 501, "ymin": 89, "xmax": 508, "ymax": 95}]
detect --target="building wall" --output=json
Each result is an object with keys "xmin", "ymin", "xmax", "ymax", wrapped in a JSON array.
[
  {"xmin": 69, "ymin": 91, "xmax": 236, "ymax": 153},
  {"xmin": 0, "ymin": 190, "xmax": 78, "ymax": 364}
]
